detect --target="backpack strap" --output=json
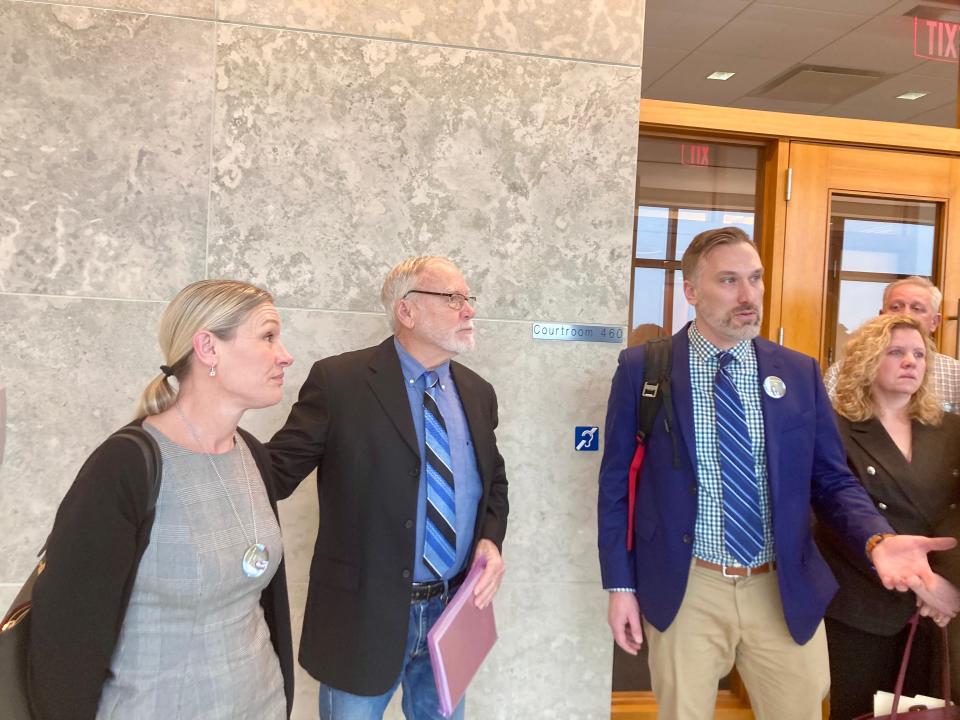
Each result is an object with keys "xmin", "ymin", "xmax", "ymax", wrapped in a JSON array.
[
  {"xmin": 638, "ymin": 337, "xmax": 669, "ymax": 438},
  {"xmin": 637, "ymin": 337, "xmax": 679, "ymax": 467},
  {"xmin": 626, "ymin": 336, "xmax": 678, "ymax": 551}
]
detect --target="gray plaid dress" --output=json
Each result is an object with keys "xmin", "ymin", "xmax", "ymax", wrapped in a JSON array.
[{"xmin": 96, "ymin": 425, "xmax": 286, "ymax": 720}]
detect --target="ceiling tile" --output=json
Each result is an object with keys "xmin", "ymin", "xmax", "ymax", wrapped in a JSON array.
[
  {"xmin": 759, "ymin": 0, "xmax": 899, "ymax": 14},
  {"xmin": 825, "ymin": 70, "xmax": 957, "ymax": 121},
  {"xmin": 697, "ymin": 5, "xmax": 868, "ymax": 60},
  {"xmin": 643, "ymin": 0, "xmax": 751, "ymax": 52},
  {"xmin": 806, "ymin": 14, "xmax": 926, "ymax": 74},
  {"xmin": 645, "ymin": 51, "xmax": 794, "ymax": 105},
  {"xmin": 905, "ymin": 100, "xmax": 956, "ymax": 125},
  {"xmin": 908, "ymin": 57, "xmax": 960, "ymax": 77},
  {"xmin": 640, "ymin": 46, "xmax": 691, "ymax": 90}
]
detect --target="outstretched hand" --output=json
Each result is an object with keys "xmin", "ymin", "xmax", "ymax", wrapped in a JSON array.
[{"xmin": 871, "ymin": 535, "xmax": 959, "ymax": 618}]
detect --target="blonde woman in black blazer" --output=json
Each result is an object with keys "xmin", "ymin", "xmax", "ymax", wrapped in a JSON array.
[{"xmin": 816, "ymin": 313, "xmax": 960, "ymax": 719}]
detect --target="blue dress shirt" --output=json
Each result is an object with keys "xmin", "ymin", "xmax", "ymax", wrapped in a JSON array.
[{"xmin": 394, "ymin": 338, "xmax": 483, "ymax": 581}]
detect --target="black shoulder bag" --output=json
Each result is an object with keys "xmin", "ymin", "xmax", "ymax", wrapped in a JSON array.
[{"xmin": 0, "ymin": 426, "xmax": 162, "ymax": 720}]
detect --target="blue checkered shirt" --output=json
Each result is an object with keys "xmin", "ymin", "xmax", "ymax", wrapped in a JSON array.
[{"xmin": 688, "ymin": 322, "xmax": 774, "ymax": 567}]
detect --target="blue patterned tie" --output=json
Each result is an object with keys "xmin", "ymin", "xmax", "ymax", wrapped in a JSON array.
[
  {"xmin": 422, "ymin": 371, "xmax": 457, "ymax": 578},
  {"xmin": 714, "ymin": 352, "xmax": 764, "ymax": 566}
]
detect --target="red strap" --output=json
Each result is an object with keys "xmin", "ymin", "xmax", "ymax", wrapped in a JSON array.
[{"xmin": 627, "ymin": 438, "xmax": 645, "ymax": 551}]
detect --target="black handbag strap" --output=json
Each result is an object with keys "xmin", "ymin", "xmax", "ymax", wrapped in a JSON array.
[
  {"xmin": 1, "ymin": 424, "xmax": 162, "ymax": 628},
  {"xmin": 113, "ymin": 425, "xmax": 163, "ymax": 516},
  {"xmin": 637, "ymin": 336, "xmax": 680, "ymax": 467}
]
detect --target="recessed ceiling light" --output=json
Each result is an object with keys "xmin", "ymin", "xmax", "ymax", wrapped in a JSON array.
[
  {"xmin": 707, "ymin": 71, "xmax": 736, "ymax": 81},
  {"xmin": 897, "ymin": 91, "xmax": 928, "ymax": 100}
]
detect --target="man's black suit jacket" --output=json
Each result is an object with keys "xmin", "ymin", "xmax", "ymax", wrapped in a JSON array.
[{"xmin": 267, "ymin": 337, "xmax": 509, "ymax": 695}]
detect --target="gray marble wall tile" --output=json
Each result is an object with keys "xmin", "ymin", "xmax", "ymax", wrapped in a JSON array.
[
  {"xmin": 0, "ymin": 295, "xmax": 164, "ymax": 582},
  {"xmin": 472, "ymin": 581, "xmax": 612, "ymax": 719},
  {"xmin": 218, "ymin": 0, "xmax": 645, "ymax": 65},
  {"xmin": 209, "ymin": 24, "xmax": 639, "ymax": 323},
  {"xmin": 0, "ymin": 585, "xmax": 19, "ymax": 616},
  {"xmin": 0, "ymin": 2, "xmax": 213, "ymax": 299},
  {"xmin": 40, "ymin": 0, "xmax": 215, "ymax": 18},
  {"xmin": 461, "ymin": 319, "xmax": 622, "ymax": 583}
]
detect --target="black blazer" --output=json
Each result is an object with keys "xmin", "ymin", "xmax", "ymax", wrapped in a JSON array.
[
  {"xmin": 28, "ymin": 421, "xmax": 295, "ymax": 720},
  {"xmin": 267, "ymin": 337, "xmax": 509, "ymax": 695},
  {"xmin": 815, "ymin": 413, "xmax": 960, "ymax": 635}
]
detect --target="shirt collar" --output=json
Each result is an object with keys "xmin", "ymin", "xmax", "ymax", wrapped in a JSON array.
[
  {"xmin": 688, "ymin": 321, "xmax": 754, "ymax": 367},
  {"xmin": 393, "ymin": 336, "xmax": 452, "ymax": 388}
]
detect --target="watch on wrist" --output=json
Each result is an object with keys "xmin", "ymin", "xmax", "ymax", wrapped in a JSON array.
[{"xmin": 865, "ymin": 532, "xmax": 896, "ymax": 558}]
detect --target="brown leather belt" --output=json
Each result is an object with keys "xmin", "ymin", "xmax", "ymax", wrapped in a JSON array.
[
  {"xmin": 695, "ymin": 558, "xmax": 775, "ymax": 577},
  {"xmin": 410, "ymin": 568, "xmax": 468, "ymax": 602}
]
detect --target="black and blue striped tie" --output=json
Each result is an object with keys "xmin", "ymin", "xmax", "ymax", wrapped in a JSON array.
[
  {"xmin": 714, "ymin": 352, "xmax": 764, "ymax": 566},
  {"xmin": 422, "ymin": 371, "xmax": 456, "ymax": 578}
]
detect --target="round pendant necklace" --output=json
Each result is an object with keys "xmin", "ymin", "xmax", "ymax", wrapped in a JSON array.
[{"xmin": 175, "ymin": 404, "xmax": 270, "ymax": 578}]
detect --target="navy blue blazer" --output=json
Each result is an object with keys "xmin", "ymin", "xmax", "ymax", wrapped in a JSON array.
[{"xmin": 597, "ymin": 324, "xmax": 894, "ymax": 644}]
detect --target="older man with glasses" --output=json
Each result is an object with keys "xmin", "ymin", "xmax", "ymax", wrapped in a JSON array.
[{"xmin": 267, "ymin": 256, "xmax": 509, "ymax": 720}]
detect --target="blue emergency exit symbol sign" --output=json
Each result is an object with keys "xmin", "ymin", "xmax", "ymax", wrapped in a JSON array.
[{"xmin": 575, "ymin": 426, "xmax": 599, "ymax": 451}]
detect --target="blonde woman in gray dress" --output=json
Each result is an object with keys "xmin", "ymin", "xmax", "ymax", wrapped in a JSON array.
[{"xmin": 28, "ymin": 279, "xmax": 295, "ymax": 720}]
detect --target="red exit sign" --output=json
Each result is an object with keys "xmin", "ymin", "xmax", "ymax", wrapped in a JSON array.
[
  {"xmin": 914, "ymin": 16, "xmax": 960, "ymax": 63},
  {"xmin": 680, "ymin": 144, "xmax": 711, "ymax": 166}
]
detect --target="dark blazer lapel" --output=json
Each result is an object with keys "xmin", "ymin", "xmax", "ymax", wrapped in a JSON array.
[
  {"xmin": 845, "ymin": 418, "xmax": 938, "ymax": 525},
  {"xmin": 847, "ymin": 418, "xmax": 913, "ymax": 487},
  {"xmin": 754, "ymin": 340, "xmax": 785, "ymax": 501},
  {"xmin": 900, "ymin": 422, "xmax": 941, "ymax": 523},
  {"xmin": 366, "ymin": 338, "xmax": 420, "ymax": 458},
  {"xmin": 671, "ymin": 329, "xmax": 698, "ymax": 471},
  {"xmin": 449, "ymin": 363, "xmax": 493, "ymax": 484}
]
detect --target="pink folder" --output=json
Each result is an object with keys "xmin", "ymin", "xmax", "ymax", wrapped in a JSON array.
[{"xmin": 427, "ymin": 558, "xmax": 498, "ymax": 717}]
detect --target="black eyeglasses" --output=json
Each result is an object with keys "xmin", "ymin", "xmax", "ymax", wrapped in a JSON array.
[{"xmin": 404, "ymin": 290, "xmax": 477, "ymax": 311}]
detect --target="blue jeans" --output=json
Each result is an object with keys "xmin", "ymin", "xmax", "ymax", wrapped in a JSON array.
[{"xmin": 318, "ymin": 595, "xmax": 466, "ymax": 720}]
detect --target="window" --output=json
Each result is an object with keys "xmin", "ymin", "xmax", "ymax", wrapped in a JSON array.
[{"xmin": 824, "ymin": 195, "xmax": 940, "ymax": 364}]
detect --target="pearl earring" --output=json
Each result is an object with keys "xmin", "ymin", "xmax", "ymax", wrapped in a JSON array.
[{"xmin": 209, "ymin": 365, "xmax": 217, "ymax": 377}]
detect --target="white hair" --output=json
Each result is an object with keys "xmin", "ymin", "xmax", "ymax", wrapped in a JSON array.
[
  {"xmin": 883, "ymin": 276, "xmax": 943, "ymax": 312},
  {"xmin": 380, "ymin": 256, "xmax": 456, "ymax": 331}
]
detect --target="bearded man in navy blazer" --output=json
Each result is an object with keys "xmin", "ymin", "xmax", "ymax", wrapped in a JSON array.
[
  {"xmin": 268, "ymin": 256, "xmax": 508, "ymax": 720},
  {"xmin": 598, "ymin": 227, "xmax": 959, "ymax": 720}
]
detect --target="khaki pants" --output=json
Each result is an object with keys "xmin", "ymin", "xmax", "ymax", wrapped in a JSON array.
[{"xmin": 643, "ymin": 561, "xmax": 830, "ymax": 720}]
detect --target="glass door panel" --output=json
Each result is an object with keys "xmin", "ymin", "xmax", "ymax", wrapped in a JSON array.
[{"xmin": 824, "ymin": 195, "xmax": 940, "ymax": 365}]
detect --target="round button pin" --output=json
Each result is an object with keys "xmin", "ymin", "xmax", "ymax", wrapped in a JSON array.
[{"xmin": 763, "ymin": 376, "xmax": 786, "ymax": 399}]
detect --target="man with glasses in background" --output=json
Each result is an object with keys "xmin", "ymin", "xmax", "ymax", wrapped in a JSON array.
[{"xmin": 268, "ymin": 256, "xmax": 508, "ymax": 720}]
